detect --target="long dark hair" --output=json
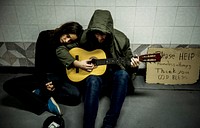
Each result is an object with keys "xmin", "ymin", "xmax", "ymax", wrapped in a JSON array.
[{"xmin": 54, "ymin": 21, "xmax": 83, "ymax": 42}]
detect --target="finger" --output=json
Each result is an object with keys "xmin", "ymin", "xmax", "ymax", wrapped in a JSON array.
[
  {"xmin": 87, "ymin": 69, "xmax": 92, "ymax": 72},
  {"xmin": 131, "ymin": 61, "xmax": 136, "ymax": 67},
  {"xmin": 131, "ymin": 58, "xmax": 140, "ymax": 67}
]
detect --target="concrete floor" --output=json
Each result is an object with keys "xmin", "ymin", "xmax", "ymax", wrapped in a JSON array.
[{"xmin": 0, "ymin": 73, "xmax": 200, "ymax": 128}]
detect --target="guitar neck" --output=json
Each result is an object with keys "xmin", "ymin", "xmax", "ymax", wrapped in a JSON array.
[
  {"xmin": 94, "ymin": 58, "xmax": 127, "ymax": 66},
  {"xmin": 92, "ymin": 53, "xmax": 160, "ymax": 66}
]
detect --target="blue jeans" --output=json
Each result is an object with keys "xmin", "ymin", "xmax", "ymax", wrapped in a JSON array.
[{"xmin": 83, "ymin": 69, "xmax": 129, "ymax": 128}]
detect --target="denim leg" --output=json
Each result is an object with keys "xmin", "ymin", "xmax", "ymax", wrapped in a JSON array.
[
  {"xmin": 46, "ymin": 74, "xmax": 81, "ymax": 106},
  {"xmin": 54, "ymin": 81, "xmax": 81, "ymax": 106},
  {"xmin": 103, "ymin": 70, "xmax": 129, "ymax": 127},
  {"xmin": 84, "ymin": 75, "xmax": 102, "ymax": 128}
]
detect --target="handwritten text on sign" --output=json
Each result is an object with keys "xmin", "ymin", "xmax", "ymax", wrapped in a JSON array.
[{"xmin": 146, "ymin": 48, "xmax": 200, "ymax": 85}]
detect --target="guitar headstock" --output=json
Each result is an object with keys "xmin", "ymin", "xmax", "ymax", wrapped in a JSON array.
[{"xmin": 139, "ymin": 53, "xmax": 161, "ymax": 62}]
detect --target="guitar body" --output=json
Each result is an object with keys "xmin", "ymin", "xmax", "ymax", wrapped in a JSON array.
[{"xmin": 66, "ymin": 47, "xmax": 107, "ymax": 82}]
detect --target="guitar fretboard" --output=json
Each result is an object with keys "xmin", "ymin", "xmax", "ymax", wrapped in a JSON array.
[
  {"xmin": 92, "ymin": 58, "xmax": 128, "ymax": 66},
  {"xmin": 90, "ymin": 53, "xmax": 161, "ymax": 66}
]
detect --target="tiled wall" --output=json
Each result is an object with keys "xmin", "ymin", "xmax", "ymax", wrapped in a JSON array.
[
  {"xmin": 0, "ymin": 0, "xmax": 200, "ymax": 67},
  {"xmin": 0, "ymin": 42, "xmax": 35, "ymax": 66},
  {"xmin": 0, "ymin": 42, "xmax": 199, "ymax": 67}
]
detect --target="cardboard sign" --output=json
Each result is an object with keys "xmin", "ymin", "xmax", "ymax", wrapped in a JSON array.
[{"xmin": 146, "ymin": 48, "xmax": 200, "ymax": 85}]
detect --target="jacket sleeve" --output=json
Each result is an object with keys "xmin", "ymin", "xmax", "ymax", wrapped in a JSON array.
[
  {"xmin": 56, "ymin": 45, "xmax": 75, "ymax": 69},
  {"xmin": 123, "ymin": 38, "xmax": 134, "ymax": 59},
  {"xmin": 124, "ymin": 38, "xmax": 139, "ymax": 74}
]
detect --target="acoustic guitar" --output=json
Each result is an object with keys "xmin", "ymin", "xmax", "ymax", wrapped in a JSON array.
[{"xmin": 66, "ymin": 47, "xmax": 161, "ymax": 82}]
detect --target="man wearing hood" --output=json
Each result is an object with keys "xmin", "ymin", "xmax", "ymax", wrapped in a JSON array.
[{"xmin": 78, "ymin": 10, "xmax": 140, "ymax": 128}]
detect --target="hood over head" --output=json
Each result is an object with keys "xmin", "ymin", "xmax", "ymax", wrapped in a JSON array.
[{"xmin": 87, "ymin": 10, "xmax": 114, "ymax": 34}]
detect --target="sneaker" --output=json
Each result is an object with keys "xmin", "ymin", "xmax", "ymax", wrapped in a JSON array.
[
  {"xmin": 47, "ymin": 97, "xmax": 61, "ymax": 115},
  {"xmin": 33, "ymin": 89, "xmax": 61, "ymax": 115}
]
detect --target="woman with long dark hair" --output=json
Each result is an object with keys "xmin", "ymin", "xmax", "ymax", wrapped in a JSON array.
[{"xmin": 3, "ymin": 22, "xmax": 83, "ymax": 115}]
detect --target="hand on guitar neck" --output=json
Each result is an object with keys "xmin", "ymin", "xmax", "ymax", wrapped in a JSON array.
[{"xmin": 130, "ymin": 56, "xmax": 140, "ymax": 68}]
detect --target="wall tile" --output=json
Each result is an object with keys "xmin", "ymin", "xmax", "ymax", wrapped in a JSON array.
[
  {"xmin": 34, "ymin": 0, "xmax": 54, "ymax": 5},
  {"xmin": 75, "ymin": 7, "xmax": 95, "ymax": 26},
  {"xmin": 179, "ymin": 0, "xmax": 200, "ymax": 6},
  {"xmin": 12, "ymin": 59, "xmax": 21, "ymax": 66},
  {"xmin": 157, "ymin": 0, "xmax": 181, "ymax": 6},
  {"xmin": 23, "ymin": 42, "xmax": 32, "ymax": 50},
  {"xmin": 1, "ymin": 25, "xmax": 22, "ymax": 42},
  {"xmin": 5, "ymin": 42, "xmax": 14, "ymax": 50},
  {"xmin": 14, "ymin": 0, "xmax": 35, "ymax": 5},
  {"xmin": 137, "ymin": 0, "xmax": 157, "ymax": 7},
  {"xmin": 2, "ymin": 51, "xmax": 14, "ymax": 65},
  {"xmin": 20, "ymin": 25, "xmax": 39, "ymax": 42},
  {"xmin": 152, "ymin": 27, "xmax": 173, "ymax": 44},
  {"xmin": 0, "ymin": 59, "xmax": 10, "ymax": 66},
  {"xmin": 15, "ymin": 43, "xmax": 24, "ymax": 50},
  {"xmin": 134, "ymin": 27, "xmax": 154, "ymax": 44},
  {"xmin": 36, "ymin": 6, "xmax": 57, "ymax": 24},
  {"xmin": 175, "ymin": 7, "xmax": 199, "ymax": 26},
  {"xmin": 171, "ymin": 27, "xmax": 193, "ymax": 44},
  {"xmin": 19, "ymin": 58, "xmax": 29, "ymax": 66},
  {"xmin": 155, "ymin": 7, "xmax": 177, "ymax": 26},
  {"xmin": 55, "ymin": 6, "xmax": 75, "ymax": 24},
  {"xmin": 15, "ymin": 5, "xmax": 38, "ymax": 25},
  {"xmin": 116, "ymin": 7, "xmax": 136, "ymax": 27},
  {"xmin": 24, "ymin": 43, "xmax": 35, "ymax": 58},
  {"xmin": 116, "ymin": 0, "xmax": 136, "ymax": 6},
  {"xmin": 135, "ymin": 7, "xmax": 156, "ymax": 26},
  {"xmin": 55, "ymin": 0, "xmax": 75, "ymax": 5},
  {"xmin": 75, "ymin": 0, "xmax": 94, "ymax": 6},
  {"xmin": 0, "ymin": 43, "xmax": 6, "ymax": 57},
  {"xmin": 0, "ymin": 27, "xmax": 4, "ymax": 42},
  {"xmin": 0, "ymin": 6, "xmax": 18, "ymax": 25},
  {"xmin": 195, "ymin": 8, "xmax": 200, "ymax": 26},
  {"xmin": 27, "ymin": 58, "xmax": 35, "ymax": 66},
  {"xmin": 95, "ymin": 0, "xmax": 115, "ymax": 6},
  {"xmin": 190, "ymin": 27, "xmax": 200, "ymax": 44},
  {"xmin": 9, "ymin": 50, "xmax": 26, "ymax": 58},
  {"xmin": 0, "ymin": 0, "xmax": 15, "ymax": 5},
  {"xmin": 0, "ymin": 42, "xmax": 35, "ymax": 66}
]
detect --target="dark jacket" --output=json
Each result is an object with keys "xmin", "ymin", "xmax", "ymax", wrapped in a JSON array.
[
  {"xmin": 79, "ymin": 9, "xmax": 137, "ymax": 73},
  {"xmin": 34, "ymin": 30, "xmax": 66, "ymax": 81}
]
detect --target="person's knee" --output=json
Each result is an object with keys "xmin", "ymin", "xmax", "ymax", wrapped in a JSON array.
[
  {"xmin": 86, "ymin": 76, "xmax": 101, "ymax": 86},
  {"xmin": 86, "ymin": 76, "xmax": 102, "ymax": 92},
  {"xmin": 72, "ymin": 89, "xmax": 81, "ymax": 99},
  {"xmin": 113, "ymin": 70, "xmax": 129, "ymax": 90},
  {"xmin": 115, "ymin": 70, "xmax": 129, "ymax": 79}
]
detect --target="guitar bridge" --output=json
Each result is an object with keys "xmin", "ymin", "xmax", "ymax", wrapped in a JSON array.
[{"xmin": 75, "ymin": 55, "xmax": 79, "ymax": 73}]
